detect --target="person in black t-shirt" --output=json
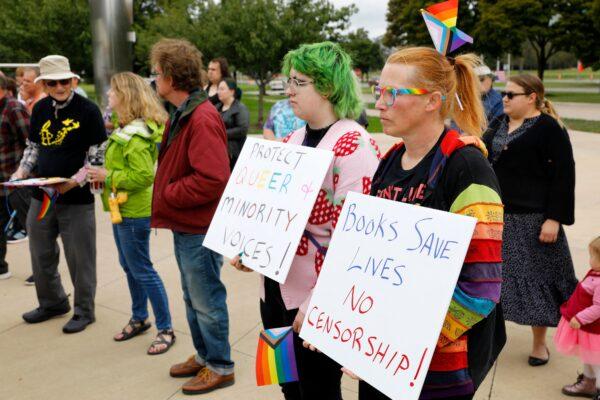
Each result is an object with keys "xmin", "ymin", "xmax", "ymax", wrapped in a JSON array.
[
  {"xmin": 352, "ymin": 48, "xmax": 506, "ymax": 400},
  {"xmin": 20, "ymin": 55, "xmax": 106, "ymax": 334}
]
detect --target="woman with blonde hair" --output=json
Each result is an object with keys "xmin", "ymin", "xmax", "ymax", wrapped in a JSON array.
[
  {"xmin": 87, "ymin": 72, "xmax": 176, "ymax": 355},
  {"xmin": 482, "ymin": 74, "xmax": 577, "ymax": 368},
  {"xmin": 356, "ymin": 46, "xmax": 506, "ymax": 400}
]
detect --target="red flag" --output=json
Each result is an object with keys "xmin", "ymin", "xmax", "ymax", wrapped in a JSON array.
[{"xmin": 577, "ymin": 60, "xmax": 584, "ymax": 72}]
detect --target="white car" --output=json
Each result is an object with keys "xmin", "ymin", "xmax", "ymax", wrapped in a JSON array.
[{"xmin": 269, "ymin": 79, "xmax": 285, "ymax": 92}]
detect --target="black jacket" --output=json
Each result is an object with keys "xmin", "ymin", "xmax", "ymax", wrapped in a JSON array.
[
  {"xmin": 482, "ymin": 113, "xmax": 575, "ymax": 225},
  {"xmin": 217, "ymin": 99, "xmax": 249, "ymax": 167}
]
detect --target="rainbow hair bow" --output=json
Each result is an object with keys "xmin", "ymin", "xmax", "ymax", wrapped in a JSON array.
[{"xmin": 421, "ymin": 0, "xmax": 473, "ymax": 55}]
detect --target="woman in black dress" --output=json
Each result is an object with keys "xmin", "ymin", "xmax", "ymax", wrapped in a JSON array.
[{"xmin": 482, "ymin": 74, "xmax": 577, "ymax": 367}]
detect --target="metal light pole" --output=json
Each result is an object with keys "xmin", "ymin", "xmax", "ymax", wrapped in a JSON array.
[{"xmin": 89, "ymin": 0, "xmax": 134, "ymax": 108}]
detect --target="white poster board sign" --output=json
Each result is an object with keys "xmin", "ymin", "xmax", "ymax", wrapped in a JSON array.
[
  {"xmin": 300, "ymin": 192, "xmax": 477, "ymax": 400},
  {"xmin": 204, "ymin": 137, "xmax": 333, "ymax": 283}
]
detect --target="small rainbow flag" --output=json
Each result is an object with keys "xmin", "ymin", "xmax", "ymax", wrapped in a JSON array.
[
  {"xmin": 256, "ymin": 326, "xmax": 299, "ymax": 386},
  {"xmin": 37, "ymin": 187, "xmax": 58, "ymax": 221},
  {"xmin": 421, "ymin": 0, "xmax": 473, "ymax": 55}
]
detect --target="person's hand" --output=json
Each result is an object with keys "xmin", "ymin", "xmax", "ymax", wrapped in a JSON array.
[
  {"xmin": 86, "ymin": 166, "xmax": 107, "ymax": 183},
  {"xmin": 569, "ymin": 317, "xmax": 581, "ymax": 329},
  {"xmin": 10, "ymin": 167, "xmax": 28, "ymax": 181},
  {"xmin": 51, "ymin": 179, "xmax": 78, "ymax": 194},
  {"xmin": 539, "ymin": 219, "xmax": 560, "ymax": 243},
  {"xmin": 292, "ymin": 310, "xmax": 305, "ymax": 333},
  {"xmin": 302, "ymin": 340, "xmax": 321, "ymax": 353},
  {"xmin": 341, "ymin": 368, "xmax": 361, "ymax": 380},
  {"xmin": 229, "ymin": 255, "xmax": 253, "ymax": 272}
]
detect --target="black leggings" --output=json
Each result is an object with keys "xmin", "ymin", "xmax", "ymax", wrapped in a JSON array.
[{"xmin": 260, "ymin": 277, "xmax": 343, "ymax": 400}]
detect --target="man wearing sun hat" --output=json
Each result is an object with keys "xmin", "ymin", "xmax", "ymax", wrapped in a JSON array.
[
  {"xmin": 20, "ymin": 55, "xmax": 106, "ymax": 334},
  {"xmin": 474, "ymin": 64, "xmax": 504, "ymax": 123}
]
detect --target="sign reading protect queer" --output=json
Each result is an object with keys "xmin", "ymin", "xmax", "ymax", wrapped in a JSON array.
[
  {"xmin": 204, "ymin": 137, "xmax": 333, "ymax": 283},
  {"xmin": 300, "ymin": 192, "xmax": 477, "ymax": 400}
]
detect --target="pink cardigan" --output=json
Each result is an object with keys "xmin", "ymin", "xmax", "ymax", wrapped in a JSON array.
[
  {"xmin": 260, "ymin": 119, "xmax": 381, "ymax": 312},
  {"xmin": 576, "ymin": 272, "xmax": 600, "ymax": 325}
]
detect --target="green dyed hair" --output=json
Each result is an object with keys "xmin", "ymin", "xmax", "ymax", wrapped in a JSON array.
[{"xmin": 282, "ymin": 41, "xmax": 363, "ymax": 120}]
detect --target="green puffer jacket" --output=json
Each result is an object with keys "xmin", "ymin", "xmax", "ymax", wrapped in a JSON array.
[{"xmin": 102, "ymin": 119, "xmax": 163, "ymax": 218}]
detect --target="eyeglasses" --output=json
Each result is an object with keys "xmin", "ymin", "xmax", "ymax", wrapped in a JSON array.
[
  {"xmin": 45, "ymin": 79, "xmax": 72, "ymax": 87},
  {"xmin": 500, "ymin": 91, "xmax": 529, "ymax": 100},
  {"xmin": 285, "ymin": 77, "xmax": 313, "ymax": 90},
  {"xmin": 372, "ymin": 85, "xmax": 435, "ymax": 107}
]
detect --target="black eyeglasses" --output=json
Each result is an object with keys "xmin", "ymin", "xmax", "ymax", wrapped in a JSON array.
[
  {"xmin": 501, "ymin": 91, "xmax": 528, "ymax": 100},
  {"xmin": 45, "ymin": 79, "xmax": 72, "ymax": 87}
]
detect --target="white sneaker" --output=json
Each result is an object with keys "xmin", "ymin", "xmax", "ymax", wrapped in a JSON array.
[{"xmin": 0, "ymin": 271, "xmax": 12, "ymax": 280}]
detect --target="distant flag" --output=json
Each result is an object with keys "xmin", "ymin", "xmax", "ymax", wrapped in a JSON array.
[
  {"xmin": 421, "ymin": 0, "xmax": 473, "ymax": 55},
  {"xmin": 255, "ymin": 327, "xmax": 298, "ymax": 386},
  {"xmin": 577, "ymin": 60, "xmax": 584, "ymax": 72}
]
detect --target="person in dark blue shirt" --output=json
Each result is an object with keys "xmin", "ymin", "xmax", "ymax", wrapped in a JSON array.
[{"xmin": 475, "ymin": 64, "xmax": 504, "ymax": 124}]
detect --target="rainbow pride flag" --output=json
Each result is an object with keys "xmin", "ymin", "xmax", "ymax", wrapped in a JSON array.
[
  {"xmin": 256, "ymin": 326, "xmax": 299, "ymax": 386},
  {"xmin": 421, "ymin": 0, "xmax": 473, "ymax": 55},
  {"xmin": 37, "ymin": 187, "xmax": 58, "ymax": 221}
]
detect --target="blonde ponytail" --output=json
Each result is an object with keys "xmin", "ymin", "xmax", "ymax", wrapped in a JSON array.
[
  {"xmin": 542, "ymin": 98, "xmax": 563, "ymax": 127},
  {"xmin": 453, "ymin": 54, "xmax": 486, "ymax": 136}
]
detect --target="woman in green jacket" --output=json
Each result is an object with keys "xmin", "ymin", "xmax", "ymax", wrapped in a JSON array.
[{"xmin": 87, "ymin": 72, "xmax": 175, "ymax": 355}]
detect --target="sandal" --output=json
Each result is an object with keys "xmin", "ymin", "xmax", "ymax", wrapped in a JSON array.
[
  {"xmin": 147, "ymin": 329, "xmax": 176, "ymax": 355},
  {"xmin": 114, "ymin": 319, "xmax": 152, "ymax": 342}
]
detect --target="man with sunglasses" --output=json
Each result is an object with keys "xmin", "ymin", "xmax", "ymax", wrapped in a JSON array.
[
  {"xmin": 474, "ymin": 64, "xmax": 503, "ymax": 124},
  {"xmin": 20, "ymin": 55, "xmax": 106, "ymax": 334}
]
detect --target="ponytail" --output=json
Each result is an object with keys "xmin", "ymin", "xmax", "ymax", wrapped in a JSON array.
[
  {"xmin": 542, "ymin": 98, "xmax": 563, "ymax": 127},
  {"xmin": 453, "ymin": 54, "xmax": 486, "ymax": 137}
]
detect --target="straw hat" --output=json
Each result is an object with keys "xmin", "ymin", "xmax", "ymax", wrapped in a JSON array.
[{"xmin": 35, "ymin": 55, "xmax": 78, "ymax": 83}]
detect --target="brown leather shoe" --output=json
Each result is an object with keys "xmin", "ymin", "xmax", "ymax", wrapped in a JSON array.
[
  {"xmin": 562, "ymin": 374, "xmax": 598, "ymax": 398},
  {"xmin": 170, "ymin": 355, "xmax": 205, "ymax": 378},
  {"xmin": 182, "ymin": 368, "xmax": 235, "ymax": 395}
]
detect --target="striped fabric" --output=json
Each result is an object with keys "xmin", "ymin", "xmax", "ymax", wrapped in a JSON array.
[{"xmin": 426, "ymin": 183, "xmax": 503, "ymax": 396}]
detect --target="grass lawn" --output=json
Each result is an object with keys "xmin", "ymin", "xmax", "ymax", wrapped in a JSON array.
[
  {"xmin": 546, "ymin": 92, "xmax": 600, "ymax": 103},
  {"xmin": 564, "ymin": 118, "xmax": 600, "ymax": 133}
]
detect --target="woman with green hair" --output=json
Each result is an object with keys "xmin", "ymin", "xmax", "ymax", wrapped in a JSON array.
[{"xmin": 231, "ymin": 41, "xmax": 381, "ymax": 399}]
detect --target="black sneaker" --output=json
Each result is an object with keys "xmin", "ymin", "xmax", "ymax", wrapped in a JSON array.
[
  {"xmin": 23, "ymin": 303, "xmax": 71, "ymax": 323},
  {"xmin": 24, "ymin": 275, "xmax": 34, "ymax": 286},
  {"xmin": 7, "ymin": 229, "xmax": 27, "ymax": 244},
  {"xmin": 0, "ymin": 270, "xmax": 11, "ymax": 280},
  {"xmin": 63, "ymin": 314, "xmax": 95, "ymax": 334}
]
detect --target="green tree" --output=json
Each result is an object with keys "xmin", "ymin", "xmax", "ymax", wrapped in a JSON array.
[
  {"xmin": 340, "ymin": 29, "xmax": 384, "ymax": 80},
  {"xmin": 211, "ymin": 0, "xmax": 356, "ymax": 126},
  {"xmin": 0, "ymin": 0, "xmax": 92, "ymax": 76}
]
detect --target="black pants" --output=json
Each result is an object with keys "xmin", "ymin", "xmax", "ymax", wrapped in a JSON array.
[
  {"xmin": 0, "ymin": 195, "xmax": 10, "ymax": 274},
  {"xmin": 359, "ymin": 381, "xmax": 473, "ymax": 400},
  {"xmin": 8, "ymin": 186, "xmax": 32, "ymax": 232},
  {"xmin": 260, "ymin": 277, "xmax": 343, "ymax": 400}
]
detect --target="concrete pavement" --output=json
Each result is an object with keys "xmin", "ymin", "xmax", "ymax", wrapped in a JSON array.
[{"xmin": 1, "ymin": 131, "xmax": 599, "ymax": 400}]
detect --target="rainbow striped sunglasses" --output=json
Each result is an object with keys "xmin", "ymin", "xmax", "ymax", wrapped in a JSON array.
[{"xmin": 372, "ymin": 85, "xmax": 432, "ymax": 106}]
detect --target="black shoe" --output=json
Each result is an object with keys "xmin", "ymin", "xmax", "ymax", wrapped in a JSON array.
[
  {"xmin": 24, "ymin": 275, "xmax": 34, "ymax": 286},
  {"xmin": 22, "ymin": 303, "xmax": 71, "ymax": 323},
  {"xmin": 528, "ymin": 347, "xmax": 550, "ymax": 366},
  {"xmin": 62, "ymin": 314, "xmax": 95, "ymax": 334}
]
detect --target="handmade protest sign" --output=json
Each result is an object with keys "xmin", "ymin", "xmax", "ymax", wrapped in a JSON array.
[
  {"xmin": 204, "ymin": 137, "xmax": 333, "ymax": 283},
  {"xmin": 300, "ymin": 191, "xmax": 477, "ymax": 400}
]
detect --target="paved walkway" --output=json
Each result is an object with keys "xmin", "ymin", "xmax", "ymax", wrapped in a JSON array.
[{"xmin": 1, "ymin": 131, "xmax": 599, "ymax": 400}]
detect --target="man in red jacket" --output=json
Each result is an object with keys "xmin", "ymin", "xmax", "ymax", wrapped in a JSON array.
[{"xmin": 150, "ymin": 39, "xmax": 234, "ymax": 395}]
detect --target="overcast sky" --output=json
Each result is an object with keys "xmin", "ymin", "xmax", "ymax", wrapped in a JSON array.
[{"xmin": 333, "ymin": 0, "xmax": 389, "ymax": 39}]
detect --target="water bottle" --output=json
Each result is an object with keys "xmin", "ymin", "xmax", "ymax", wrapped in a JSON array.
[{"xmin": 88, "ymin": 154, "xmax": 104, "ymax": 195}]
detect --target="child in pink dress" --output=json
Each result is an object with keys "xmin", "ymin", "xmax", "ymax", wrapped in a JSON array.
[{"xmin": 555, "ymin": 237, "xmax": 600, "ymax": 398}]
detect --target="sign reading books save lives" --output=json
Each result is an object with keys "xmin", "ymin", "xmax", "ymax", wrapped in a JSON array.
[
  {"xmin": 204, "ymin": 137, "xmax": 334, "ymax": 283},
  {"xmin": 300, "ymin": 192, "xmax": 477, "ymax": 400}
]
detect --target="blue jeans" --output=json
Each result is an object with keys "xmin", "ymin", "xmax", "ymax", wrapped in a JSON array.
[
  {"xmin": 113, "ymin": 217, "xmax": 172, "ymax": 330},
  {"xmin": 173, "ymin": 232, "xmax": 234, "ymax": 375}
]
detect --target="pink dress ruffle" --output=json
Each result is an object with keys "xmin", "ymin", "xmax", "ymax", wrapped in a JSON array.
[{"xmin": 554, "ymin": 317, "xmax": 600, "ymax": 365}]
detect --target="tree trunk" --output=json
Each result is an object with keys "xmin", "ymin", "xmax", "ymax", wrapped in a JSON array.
[{"xmin": 258, "ymin": 82, "xmax": 266, "ymax": 128}]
